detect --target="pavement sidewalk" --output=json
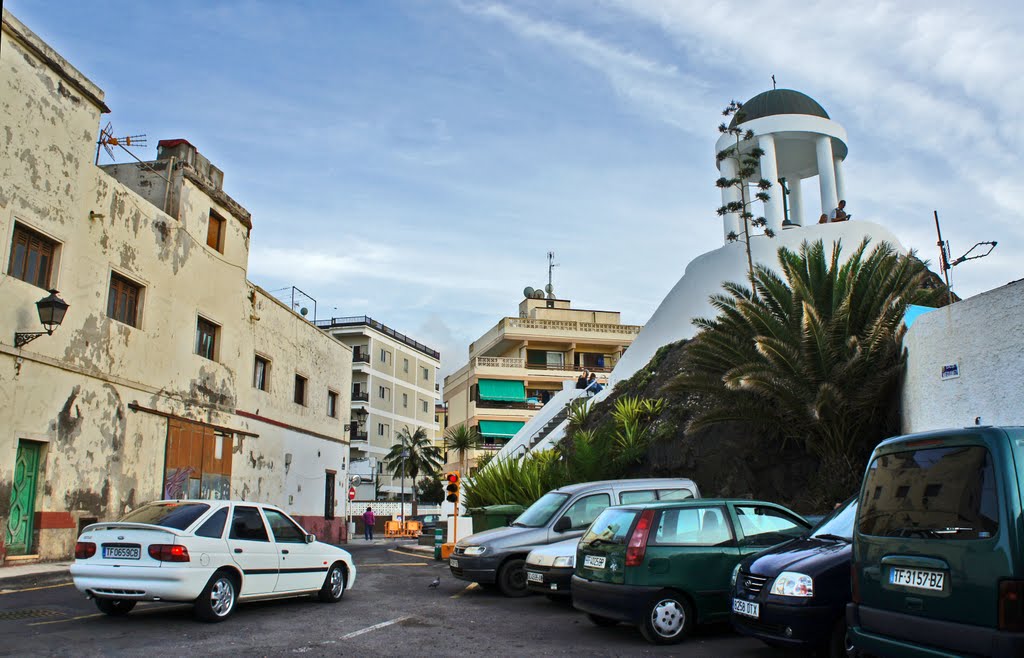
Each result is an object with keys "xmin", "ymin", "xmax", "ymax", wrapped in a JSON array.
[{"xmin": 0, "ymin": 560, "xmax": 72, "ymax": 591}]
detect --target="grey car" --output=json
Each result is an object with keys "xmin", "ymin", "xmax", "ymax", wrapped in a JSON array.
[{"xmin": 449, "ymin": 478, "xmax": 699, "ymax": 597}]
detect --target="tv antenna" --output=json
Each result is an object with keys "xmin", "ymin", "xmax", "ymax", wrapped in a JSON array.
[
  {"xmin": 933, "ymin": 210, "xmax": 997, "ymax": 305},
  {"xmin": 96, "ymin": 122, "xmax": 147, "ymax": 165},
  {"xmin": 546, "ymin": 251, "xmax": 559, "ymax": 299}
]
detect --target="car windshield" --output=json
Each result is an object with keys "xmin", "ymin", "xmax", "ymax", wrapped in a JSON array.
[
  {"xmin": 811, "ymin": 497, "xmax": 857, "ymax": 541},
  {"xmin": 514, "ymin": 492, "xmax": 570, "ymax": 527},
  {"xmin": 120, "ymin": 502, "xmax": 211, "ymax": 530}
]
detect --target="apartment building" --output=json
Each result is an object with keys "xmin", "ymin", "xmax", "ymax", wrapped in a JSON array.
[
  {"xmin": 443, "ymin": 294, "xmax": 641, "ymax": 472},
  {"xmin": 0, "ymin": 10, "xmax": 351, "ymax": 562},
  {"xmin": 318, "ymin": 317, "xmax": 439, "ymax": 500}
]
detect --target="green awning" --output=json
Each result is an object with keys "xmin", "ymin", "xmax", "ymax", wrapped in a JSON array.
[
  {"xmin": 478, "ymin": 420, "xmax": 526, "ymax": 439},
  {"xmin": 478, "ymin": 379, "xmax": 526, "ymax": 402}
]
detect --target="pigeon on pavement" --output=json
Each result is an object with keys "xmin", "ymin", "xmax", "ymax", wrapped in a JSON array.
[{"xmin": 428, "ymin": 576, "xmax": 441, "ymax": 589}]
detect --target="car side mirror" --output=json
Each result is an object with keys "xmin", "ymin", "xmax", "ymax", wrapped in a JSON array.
[
  {"xmin": 305, "ymin": 533, "xmax": 316, "ymax": 544},
  {"xmin": 553, "ymin": 516, "xmax": 572, "ymax": 533}
]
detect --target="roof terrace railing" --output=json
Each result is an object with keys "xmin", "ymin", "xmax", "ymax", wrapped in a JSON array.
[{"xmin": 317, "ymin": 315, "xmax": 440, "ymax": 360}]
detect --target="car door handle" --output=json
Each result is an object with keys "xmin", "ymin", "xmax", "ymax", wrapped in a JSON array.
[
  {"xmin": 234, "ymin": 548, "xmax": 243, "ymax": 554},
  {"xmin": 281, "ymin": 550, "xmax": 289, "ymax": 555}
]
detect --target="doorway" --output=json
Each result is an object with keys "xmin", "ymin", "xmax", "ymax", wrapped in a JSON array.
[{"xmin": 5, "ymin": 440, "xmax": 43, "ymax": 555}]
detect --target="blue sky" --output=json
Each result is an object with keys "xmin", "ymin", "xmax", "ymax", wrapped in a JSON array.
[{"xmin": 10, "ymin": 1, "xmax": 1023, "ymax": 378}]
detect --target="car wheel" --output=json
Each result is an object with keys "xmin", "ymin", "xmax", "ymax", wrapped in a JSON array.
[
  {"xmin": 94, "ymin": 598, "xmax": 136, "ymax": 616},
  {"xmin": 829, "ymin": 617, "xmax": 859, "ymax": 658},
  {"xmin": 318, "ymin": 563, "xmax": 346, "ymax": 603},
  {"xmin": 194, "ymin": 570, "xmax": 239, "ymax": 622},
  {"xmin": 496, "ymin": 558, "xmax": 529, "ymax": 598},
  {"xmin": 639, "ymin": 592, "xmax": 693, "ymax": 645},
  {"xmin": 587, "ymin": 613, "xmax": 619, "ymax": 627}
]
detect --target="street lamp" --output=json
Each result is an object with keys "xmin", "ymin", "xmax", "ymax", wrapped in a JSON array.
[
  {"xmin": 15, "ymin": 289, "xmax": 69, "ymax": 348},
  {"xmin": 400, "ymin": 436, "xmax": 410, "ymax": 534}
]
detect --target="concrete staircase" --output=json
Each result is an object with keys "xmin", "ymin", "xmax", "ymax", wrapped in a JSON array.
[{"xmin": 526, "ymin": 404, "xmax": 571, "ymax": 451}]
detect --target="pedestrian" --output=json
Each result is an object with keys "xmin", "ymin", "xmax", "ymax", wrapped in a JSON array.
[
  {"xmin": 362, "ymin": 506, "xmax": 375, "ymax": 541},
  {"xmin": 829, "ymin": 199, "xmax": 851, "ymax": 222},
  {"xmin": 576, "ymin": 370, "xmax": 589, "ymax": 389},
  {"xmin": 586, "ymin": 373, "xmax": 603, "ymax": 395}
]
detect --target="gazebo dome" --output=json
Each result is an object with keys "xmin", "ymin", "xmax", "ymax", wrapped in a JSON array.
[{"xmin": 729, "ymin": 89, "xmax": 829, "ymax": 127}]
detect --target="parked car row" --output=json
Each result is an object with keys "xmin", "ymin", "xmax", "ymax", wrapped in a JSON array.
[{"xmin": 452, "ymin": 425, "xmax": 1024, "ymax": 657}]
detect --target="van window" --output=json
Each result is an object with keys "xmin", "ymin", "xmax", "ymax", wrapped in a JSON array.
[
  {"xmin": 652, "ymin": 507, "xmax": 732, "ymax": 546},
  {"xmin": 658, "ymin": 489, "xmax": 694, "ymax": 501},
  {"xmin": 859, "ymin": 445, "xmax": 999, "ymax": 540},
  {"xmin": 581, "ymin": 508, "xmax": 638, "ymax": 546},
  {"xmin": 735, "ymin": 505, "xmax": 805, "ymax": 546},
  {"xmin": 560, "ymin": 493, "xmax": 611, "ymax": 530},
  {"xmin": 620, "ymin": 490, "xmax": 657, "ymax": 504}
]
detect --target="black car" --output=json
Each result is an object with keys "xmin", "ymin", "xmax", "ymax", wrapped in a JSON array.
[{"xmin": 731, "ymin": 497, "xmax": 857, "ymax": 658}]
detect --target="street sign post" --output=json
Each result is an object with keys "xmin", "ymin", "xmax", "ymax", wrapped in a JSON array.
[{"xmin": 348, "ymin": 486, "xmax": 356, "ymax": 501}]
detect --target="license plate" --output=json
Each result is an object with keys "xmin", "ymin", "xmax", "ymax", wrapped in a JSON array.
[
  {"xmin": 889, "ymin": 567, "xmax": 944, "ymax": 591},
  {"xmin": 449, "ymin": 558, "xmax": 459, "ymax": 568},
  {"xmin": 732, "ymin": 598, "xmax": 760, "ymax": 618},
  {"xmin": 527, "ymin": 571, "xmax": 543, "ymax": 583},
  {"xmin": 583, "ymin": 555, "xmax": 606, "ymax": 569},
  {"xmin": 103, "ymin": 545, "xmax": 140, "ymax": 560}
]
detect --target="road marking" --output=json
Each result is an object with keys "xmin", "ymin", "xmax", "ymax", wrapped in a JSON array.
[
  {"xmin": 0, "ymin": 582, "xmax": 73, "ymax": 596},
  {"xmin": 341, "ymin": 615, "xmax": 411, "ymax": 640},
  {"xmin": 450, "ymin": 583, "xmax": 478, "ymax": 599},
  {"xmin": 387, "ymin": 548, "xmax": 433, "ymax": 560},
  {"xmin": 359, "ymin": 562, "xmax": 428, "ymax": 567},
  {"xmin": 28, "ymin": 613, "xmax": 101, "ymax": 626}
]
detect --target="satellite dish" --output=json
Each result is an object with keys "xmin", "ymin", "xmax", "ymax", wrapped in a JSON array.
[
  {"xmin": 523, "ymin": 286, "xmax": 535, "ymax": 298},
  {"xmin": 300, "ymin": 307, "xmax": 308, "ymax": 316},
  {"xmin": 533, "ymin": 290, "xmax": 545, "ymax": 299},
  {"xmin": 544, "ymin": 283, "xmax": 554, "ymax": 294},
  {"xmin": 349, "ymin": 475, "xmax": 362, "ymax": 487}
]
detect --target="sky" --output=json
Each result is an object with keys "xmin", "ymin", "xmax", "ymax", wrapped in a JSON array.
[{"xmin": 10, "ymin": 0, "xmax": 1023, "ymax": 380}]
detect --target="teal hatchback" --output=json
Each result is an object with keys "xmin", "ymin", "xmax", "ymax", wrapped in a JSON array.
[
  {"xmin": 572, "ymin": 499, "xmax": 809, "ymax": 644},
  {"xmin": 848, "ymin": 426, "xmax": 1024, "ymax": 657}
]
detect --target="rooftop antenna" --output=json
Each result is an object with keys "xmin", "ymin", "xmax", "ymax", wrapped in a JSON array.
[
  {"xmin": 771, "ymin": 74, "xmax": 777, "ymax": 90},
  {"xmin": 96, "ymin": 122, "xmax": 147, "ymax": 165},
  {"xmin": 933, "ymin": 210, "xmax": 997, "ymax": 305},
  {"xmin": 546, "ymin": 251, "xmax": 559, "ymax": 299}
]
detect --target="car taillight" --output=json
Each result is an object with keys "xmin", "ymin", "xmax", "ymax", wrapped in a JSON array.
[
  {"xmin": 851, "ymin": 562, "xmax": 860, "ymax": 603},
  {"xmin": 999, "ymin": 580, "xmax": 1024, "ymax": 631},
  {"xmin": 148, "ymin": 544, "xmax": 190, "ymax": 562},
  {"xmin": 625, "ymin": 510, "xmax": 655, "ymax": 567},
  {"xmin": 75, "ymin": 542, "xmax": 96, "ymax": 559}
]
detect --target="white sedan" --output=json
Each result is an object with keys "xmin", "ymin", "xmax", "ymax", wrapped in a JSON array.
[{"xmin": 70, "ymin": 500, "xmax": 356, "ymax": 622}]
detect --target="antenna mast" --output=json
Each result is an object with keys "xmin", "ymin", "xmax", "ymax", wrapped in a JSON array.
[
  {"xmin": 546, "ymin": 251, "xmax": 559, "ymax": 299},
  {"xmin": 932, "ymin": 210, "xmax": 997, "ymax": 305}
]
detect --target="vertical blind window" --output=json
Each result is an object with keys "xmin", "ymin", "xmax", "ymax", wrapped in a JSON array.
[
  {"xmin": 107, "ymin": 273, "xmax": 140, "ymax": 327},
  {"xmin": 8, "ymin": 224, "xmax": 56, "ymax": 289}
]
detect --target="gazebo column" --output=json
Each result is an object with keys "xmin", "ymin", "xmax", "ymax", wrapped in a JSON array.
[
  {"xmin": 720, "ymin": 157, "xmax": 741, "ymax": 242},
  {"xmin": 758, "ymin": 134, "xmax": 784, "ymax": 235},
  {"xmin": 788, "ymin": 176, "xmax": 804, "ymax": 226},
  {"xmin": 833, "ymin": 156, "xmax": 846, "ymax": 204},
  {"xmin": 816, "ymin": 135, "xmax": 839, "ymax": 217}
]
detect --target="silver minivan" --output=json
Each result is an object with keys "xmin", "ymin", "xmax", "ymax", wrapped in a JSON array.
[{"xmin": 449, "ymin": 478, "xmax": 700, "ymax": 597}]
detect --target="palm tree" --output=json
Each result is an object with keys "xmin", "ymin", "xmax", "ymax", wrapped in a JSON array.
[
  {"xmin": 443, "ymin": 424, "xmax": 481, "ymax": 476},
  {"xmin": 669, "ymin": 238, "xmax": 947, "ymax": 498},
  {"xmin": 384, "ymin": 426, "xmax": 443, "ymax": 513}
]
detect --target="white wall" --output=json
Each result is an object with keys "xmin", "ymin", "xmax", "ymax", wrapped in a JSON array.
[{"xmin": 902, "ymin": 280, "xmax": 1024, "ymax": 432}]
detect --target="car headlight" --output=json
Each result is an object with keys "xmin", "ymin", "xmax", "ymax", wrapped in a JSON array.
[
  {"xmin": 463, "ymin": 546, "xmax": 487, "ymax": 556},
  {"xmin": 553, "ymin": 556, "xmax": 574, "ymax": 568},
  {"xmin": 770, "ymin": 572, "xmax": 814, "ymax": 597},
  {"xmin": 731, "ymin": 564, "xmax": 742, "ymax": 587}
]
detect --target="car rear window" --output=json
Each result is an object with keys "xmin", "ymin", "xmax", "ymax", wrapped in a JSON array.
[
  {"xmin": 580, "ymin": 508, "xmax": 638, "ymax": 546},
  {"xmin": 859, "ymin": 445, "xmax": 999, "ymax": 540},
  {"xmin": 120, "ymin": 502, "xmax": 211, "ymax": 530}
]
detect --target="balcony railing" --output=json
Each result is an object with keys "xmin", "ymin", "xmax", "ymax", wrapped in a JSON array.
[
  {"xmin": 350, "ymin": 430, "xmax": 368, "ymax": 442},
  {"xmin": 473, "ymin": 357, "xmax": 615, "ymax": 373},
  {"xmin": 352, "ymin": 391, "xmax": 369, "ymax": 402},
  {"xmin": 475, "ymin": 400, "xmax": 543, "ymax": 410},
  {"xmin": 470, "ymin": 316, "xmax": 641, "ymax": 354},
  {"xmin": 317, "ymin": 315, "xmax": 440, "ymax": 360},
  {"xmin": 352, "ymin": 353, "xmax": 371, "ymax": 364}
]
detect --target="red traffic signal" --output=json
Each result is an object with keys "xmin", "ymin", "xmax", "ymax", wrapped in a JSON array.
[{"xmin": 446, "ymin": 471, "xmax": 461, "ymax": 503}]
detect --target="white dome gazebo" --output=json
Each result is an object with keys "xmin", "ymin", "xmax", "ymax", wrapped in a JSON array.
[{"xmin": 716, "ymin": 89, "xmax": 849, "ymax": 240}]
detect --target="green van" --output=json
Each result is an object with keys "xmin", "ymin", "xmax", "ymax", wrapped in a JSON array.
[
  {"xmin": 848, "ymin": 426, "xmax": 1024, "ymax": 657},
  {"xmin": 572, "ymin": 499, "xmax": 809, "ymax": 644}
]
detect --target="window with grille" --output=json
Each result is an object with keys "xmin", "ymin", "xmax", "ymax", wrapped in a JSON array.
[
  {"xmin": 8, "ymin": 223, "xmax": 57, "ymax": 289},
  {"xmin": 107, "ymin": 273, "xmax": 142, "ymax": 327},
  {"xmin": 196, "ymin": 317, "xmax": 218, "ymax": 360}
]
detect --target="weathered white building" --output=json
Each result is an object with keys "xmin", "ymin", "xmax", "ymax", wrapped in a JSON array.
[
  {"xmin": 0, "ymin": 9, "xmax": 351, "ymax": 563},
  {"xmin": 901, "ymin": 279, "xmax": 1024, "ymax": 432}
]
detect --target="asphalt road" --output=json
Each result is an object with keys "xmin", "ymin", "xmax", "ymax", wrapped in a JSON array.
[{"xmin": 0, "ymin": 542, "xmax": 791, "ymax": 656}]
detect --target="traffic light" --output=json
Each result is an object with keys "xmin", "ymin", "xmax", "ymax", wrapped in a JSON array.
[{"xmin": 445, "ymin": 472, "xmax": 460, "ymax": 504}]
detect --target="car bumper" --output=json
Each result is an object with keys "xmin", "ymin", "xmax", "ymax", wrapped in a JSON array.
[
  {"xmin": 526, "ymin": 566, "xmax": 573, "ymax": 596},
  {"xmin": 847, "ymin": 603, "xmax": 1024, "ymax": 657},
  {"xmin": 571, "ymin": 575, "xmax": 656, "ymax": 624},
  {"xmin": 731, "ymin": 597, "xmax": 841, "ymax": 648},
  {"xmin": 70, "ymin": 563, "xmax": 210, "ymax": 602},
  {"xmin": 448, "ymin": 553, "xmax": 502, "ymax": 584}
]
